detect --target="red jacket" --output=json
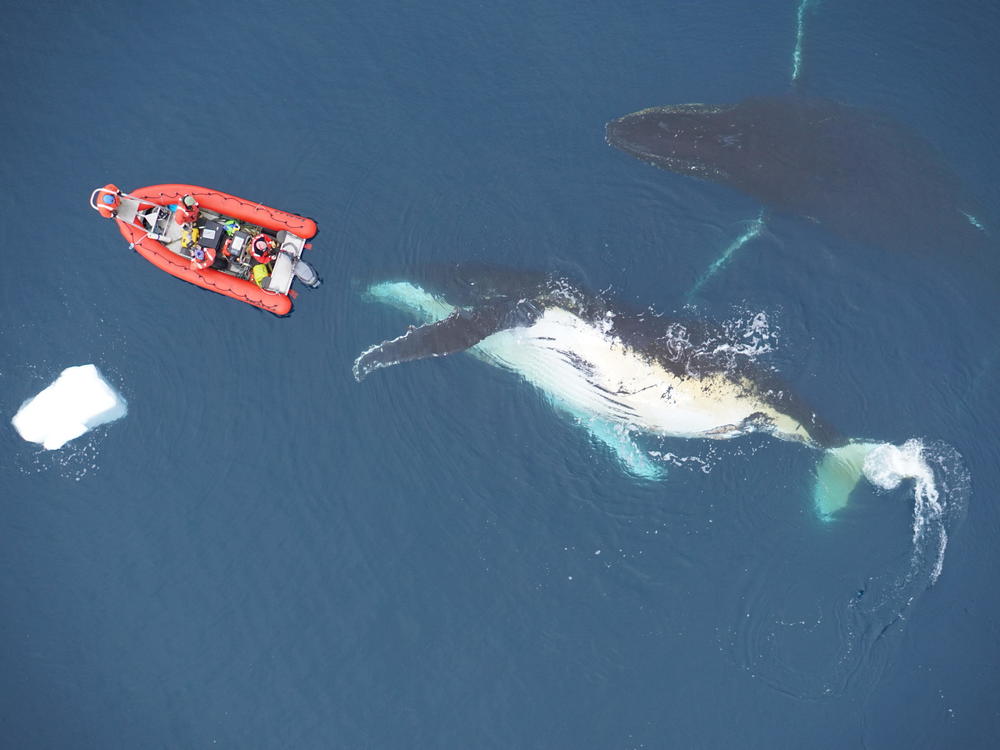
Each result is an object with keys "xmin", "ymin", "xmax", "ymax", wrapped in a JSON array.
[{"xmin": 174, "ymin": 204, "xmax": 200, "ymax": 226}]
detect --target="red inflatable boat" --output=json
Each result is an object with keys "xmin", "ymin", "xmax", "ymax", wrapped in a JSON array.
[{"xmin": 90, "ymin": 183, "xmax": 320, "ymax": 315}]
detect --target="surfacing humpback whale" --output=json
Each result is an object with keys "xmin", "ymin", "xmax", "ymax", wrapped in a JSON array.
[
  {"xmin": 606, "ymin": 96, "xmax": 989, "ymax": 256},
  {"xmin": 353, "ymin": 265, "xmax": 936, "ymax": 518}
]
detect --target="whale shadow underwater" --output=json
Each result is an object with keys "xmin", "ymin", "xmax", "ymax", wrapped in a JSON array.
[
  {"xmin": 605, "ymin": 95, "xmax": 990, "ymax": 258},
  {"xmin": 353, "ymin": 264, "xmax": 947, "ymax": 520}
]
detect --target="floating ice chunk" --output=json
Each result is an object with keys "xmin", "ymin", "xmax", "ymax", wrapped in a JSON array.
[{"xmin": 12, "ymin": 364, "xmax": 127, "ymax": 450}]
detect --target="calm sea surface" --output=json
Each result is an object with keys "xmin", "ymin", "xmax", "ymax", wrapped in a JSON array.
[{"xmin": 2, "ymin": 1, "xmax": 998, "ymax": 747}]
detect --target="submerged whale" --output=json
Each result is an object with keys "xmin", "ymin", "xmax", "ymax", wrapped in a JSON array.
[
  {"xmin": 605, "ymin": 96, "xmax": 988, "ymax": 255},
  {"xmin": 354, "ymin": 265, "xmax": 898, "ymax": 516}
]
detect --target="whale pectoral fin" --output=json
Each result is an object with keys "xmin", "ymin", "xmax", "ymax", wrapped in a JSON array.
[
  {"xmin": 353, "ymin": 300, "xmax": 540, "ymax": 382},
  {"xmin": 582, "ymin": 416, "xmax": 665, "ymax": 480}
]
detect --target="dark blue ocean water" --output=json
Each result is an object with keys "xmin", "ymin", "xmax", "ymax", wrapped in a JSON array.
[{"xmin": 3, "ymin": 1, "xmax": 999, "ymax": 747}]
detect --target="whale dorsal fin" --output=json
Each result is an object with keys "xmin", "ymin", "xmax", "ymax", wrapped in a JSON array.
[{"xmin": 353, "ymin": 299, "xmax": 540, "ymax": 381}]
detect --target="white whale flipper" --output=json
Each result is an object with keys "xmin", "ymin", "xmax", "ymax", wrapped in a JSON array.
[{"xmin": 580, "ymin": 415, "xmax": 664, "ymax": 480}]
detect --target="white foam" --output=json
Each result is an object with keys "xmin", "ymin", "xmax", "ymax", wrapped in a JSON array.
[
  {"xmin": 863, "ymin": 440, "xmax": 931, "ymax": 491},
  {"xmin": 12, "ymin": 365, "xmax": 127, "ymax": 450},
  {"xmin": 863, "ymin": 440, "xmax": 947, "ymax": 583}
]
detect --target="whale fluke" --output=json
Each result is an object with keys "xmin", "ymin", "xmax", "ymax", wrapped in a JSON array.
[{"xmin": 813, "ymin": 442, "xmax": 884, "ymax": 518}]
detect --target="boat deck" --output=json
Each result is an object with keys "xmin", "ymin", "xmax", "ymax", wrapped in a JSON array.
[
  {"xmin": 112, "ymin": 190, "xmax": 310, "ymax": 296},
  {"xmin": 126, "ymin": 200, "xmax": 259, "ymax": 281}
]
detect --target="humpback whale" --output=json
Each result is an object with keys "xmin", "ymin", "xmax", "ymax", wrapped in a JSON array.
[
  {"xmin": 605, "ymin": 96, "xmax": 989, "ymax": 255},
  {"xmin": 354, "ymin": 266, "xmax": 893, "ymax": 516}
]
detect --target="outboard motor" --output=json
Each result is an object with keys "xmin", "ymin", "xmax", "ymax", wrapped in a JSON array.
[{"xmin": 293, "ymin": 259, "xmax": 321, "ymax": 289}]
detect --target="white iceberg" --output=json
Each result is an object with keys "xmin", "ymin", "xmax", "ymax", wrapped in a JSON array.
[{"xmin": 12, "ymin": 364, "xmax": 127, "ymax": 450}]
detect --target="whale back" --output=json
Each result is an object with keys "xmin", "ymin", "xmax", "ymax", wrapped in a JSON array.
[{"xmin": 607, "ymin": 95, "xmax": 990, "ymax": 255}]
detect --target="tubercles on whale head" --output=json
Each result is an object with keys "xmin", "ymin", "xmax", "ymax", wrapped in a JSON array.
[{"xmin": 606, "ymin": 104, "xmax": 739, "ymax": 177}]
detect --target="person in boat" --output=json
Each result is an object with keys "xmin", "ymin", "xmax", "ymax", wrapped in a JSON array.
[
  {"xmin": 251, "ymin": 234, "xmax": 277, "ymax": 264},
  {"xmin": 174, "ymin": 194, "xmax": 200, "ymax": 227},
  {"xmin": 191, "ymin": 246, "xmax": 217, "ymax": 271},
  {"xmin": 251, "ymin": 258, "xmax": 321, "ymax": 290},
  {"xmin": 252, "ymin": 261, "xmax": 273, "ymax": 290}
]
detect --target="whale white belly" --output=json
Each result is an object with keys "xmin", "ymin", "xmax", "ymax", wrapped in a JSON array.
[
  {"xmin": 477, "ymin": 307, "xmax": 805, "ymax": 441},
  {"xmin": 364, "ymin": 281, "xmax": 811, "ymax": 444}
]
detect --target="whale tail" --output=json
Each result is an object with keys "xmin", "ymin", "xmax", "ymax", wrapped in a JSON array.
[
  {"xmin": 814, "ymin": 439, "xmax": 968, "ymax": 529},
  {"xmin": 813, "ymin": 442, "xmax": 883, "ymax": 518}
]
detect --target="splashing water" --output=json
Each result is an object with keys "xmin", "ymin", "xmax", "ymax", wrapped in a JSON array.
[
  {"xmin": 726, "ymin": 439, "xmax": 969, "ymax": 699},
  {"xmin": 648, "ymin": 448, "xmax": 716, "ymax": 474},
  {"xmin": 863, "ymin": 440, "xmax": 968, "ymax": 587},
  {"xmin": 361, "ymin": 281, "xmax": 972, "ymax": 701},
  {"xmin": 712, "ymin": 309, "xmax": 779, "ymax": 359}
]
